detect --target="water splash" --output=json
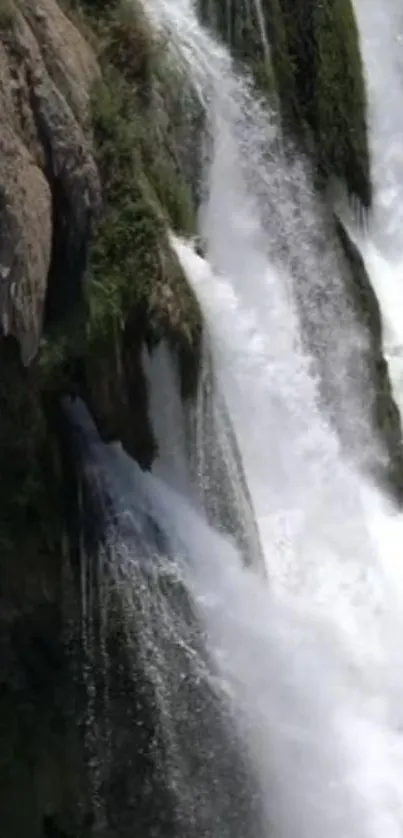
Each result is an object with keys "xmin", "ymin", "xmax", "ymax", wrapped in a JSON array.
[
  {"xmin": 64, "ymin": 0, "xmax": 403, "ymax": 835},
  {"xmin": 63, "ymin": 397, "xmax": 265, "ymax": 837},
  {"xmin": 65, "ymin": 396, "xmax": 403, "ymax": 838},
  {"xmin": 146, "ymin": 0, "xmax": 396, "ymax": 481},
  {"xmin": 143, "ymin": 339, "xmax": 264, "ymax": 569},
  {"xmin": 140, "ymin": 0, "xmax": 403, "ymax": 832}
]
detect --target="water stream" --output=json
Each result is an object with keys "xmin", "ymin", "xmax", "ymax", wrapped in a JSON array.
[{"xmin": 65, "ymin": 1, "xmax": 403, "ymax": 835}]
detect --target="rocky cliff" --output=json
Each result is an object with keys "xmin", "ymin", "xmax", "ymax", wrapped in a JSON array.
[
  {"xmin": 1, "ymin": 0, "xmax": 403, "ymax": 835},
  {"xmin": 0, "ymin": 2, "xmax": 203, "ymax": 834}
]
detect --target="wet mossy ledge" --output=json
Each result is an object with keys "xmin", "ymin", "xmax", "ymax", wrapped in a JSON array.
[
  {"xmin": 0, "ymin": 0, "xmax": 206, "ymax": 579},
  {"xmin": 200, "ymin": 0, "xmax": 372, "ymax": 211},
  {"xmin": 0, "ymin": 0, "xmax": 203, "ymax": 569},
  {"xmin": 39, "ymin": 0, "xmax": 203, "ymax": 465},
  {"xmin": 0, "ymin": 3, "xmax": 203, "ymax": 832}
]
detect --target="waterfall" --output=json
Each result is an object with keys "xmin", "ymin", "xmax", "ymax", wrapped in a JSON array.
[
  {"xmin": 61, "ymin": 0, "xmax": 403, "ymax": 835},
  {"xmin": 63, "ymin": 384, "xmax": 403, "ymax": 837},
  {"xmin": 147, "ymin": 0, "xmax": 403, "ymax": 833},
  {"xmin": 62, "ymin": 396, "xmax": 265, "ymax": 838},
  {"xmin": 142, "ymin": 339, "xmax": 264, "ymax": 571},
  {"xmin": 146, "ymin": 0, "xmax": 400, "ymax": 486}
]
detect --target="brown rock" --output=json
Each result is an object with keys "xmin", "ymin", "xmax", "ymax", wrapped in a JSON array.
[{"xmin": 0, "ymin": 0, "xmax": 100, "ymax": 363}]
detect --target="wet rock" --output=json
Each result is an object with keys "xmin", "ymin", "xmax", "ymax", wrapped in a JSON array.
[{"xmin": 0, "ymin": 0, "xmax": 100, "ymax": 362}]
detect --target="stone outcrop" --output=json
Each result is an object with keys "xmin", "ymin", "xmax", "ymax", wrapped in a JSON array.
[
  {"xmin": 0, "ymin": 5, "xmax": 100, "ymax": 835},
  {"xmin": 0, "ymin": 0, "xmax": 100, "ymax": 362},
  {"xmin": 1, "ymin": 0, "xmax": 402, "ymax": 835}
]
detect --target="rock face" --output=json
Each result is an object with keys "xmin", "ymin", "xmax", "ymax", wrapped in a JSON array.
[
  {"xmin": 0, "ymin": 3, "xmax": 206, "ymax": 834},
  {"xmin": 0, "ymin": 0, "xmax": 402, "ymax": 835},
  {"xmin": 0, "ymin": 0, "xmax": 100, "ymax": 362},
  {"xmin": 0, "ymin": 4, "xmax": 100, "ymax": 836}
]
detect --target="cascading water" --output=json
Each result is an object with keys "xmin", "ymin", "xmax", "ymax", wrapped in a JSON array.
[
  {"xmin": 62, "ymin": 396, "xmax": 265, "ymax": 838},
  {"xmin": 145, "ymin": 0, "xmax": 398, "ymax": 483},
  {"xmin": 142, "ymin": 339, "xmax": 264, "ymax": 570},
  {"xmin": 64, "ymin": 1, "xmax": 403, "ymax": 836},
  {"xmin": 145, "ymin": 0, "xmax": 403, "ymax": 832}
]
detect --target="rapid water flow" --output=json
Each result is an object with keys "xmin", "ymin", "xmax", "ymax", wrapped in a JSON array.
[
  {"xmin": 143, "ymin": 0, "xmax": 403, "ymax": 834},
  {"xmin": 73, "ymin": 0, "xmax": 403, "ymax": 835}
]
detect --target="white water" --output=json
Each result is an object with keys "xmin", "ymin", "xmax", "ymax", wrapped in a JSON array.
[
  {"xmin": 134, "ymin": 0, "xmax": 403, "ymax": 835},
  {"xmin": 137, "ymin": 471, "xmax": 403, "ymax": 838}
]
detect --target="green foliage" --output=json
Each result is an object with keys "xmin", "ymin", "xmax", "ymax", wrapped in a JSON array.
[
  {"xmin": 40, "ymin": 0, "xmax": 201, "ymax": 410},
  {"xmin": 86, "ymin": 71, "xmax": 199, "ymax": 349},
  {"xmin": 99, "ymin": 0, "xmax": 156, "ymax": 92}
]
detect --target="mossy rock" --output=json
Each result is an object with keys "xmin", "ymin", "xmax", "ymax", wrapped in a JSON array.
[
  {"xmin": 200, "ymin": 0, "xmax": 371, "ymax": 208},
  {"xmin": 313, "ymin": 0, "xmax": 371, "ymax": 207},
  {"xmin": 269, "ymin": 0, "xmax": 371, "ymax": 206},
  {"xmin": 86, "ymin": 69, "xmax": 202, "ymax": 382},
  {"xmin": 38, "ymin": 0, "xmax": 203, "ymax": 466},
  {"xmin": 0, "ymin": 1, "xmax": 206, "ymax": 830}
]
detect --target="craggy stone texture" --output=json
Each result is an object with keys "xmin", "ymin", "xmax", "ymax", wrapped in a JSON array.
[
  {"xmin": 0, "ymin": 4, "xmax": 100, "ymax": 835},
  {"xmin": 0, "ymin": 0, "xmax": 100, "ymax": 362}
]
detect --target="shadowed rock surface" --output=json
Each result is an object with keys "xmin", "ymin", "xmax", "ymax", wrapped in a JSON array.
[{"xmin": 0, "ymin": 0, "xmax": 402, "ymax": 835}]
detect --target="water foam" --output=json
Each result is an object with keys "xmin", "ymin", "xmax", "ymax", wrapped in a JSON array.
[{"xmin": 129, "ymin": 0, "xmax": 403, "ymax": 834}]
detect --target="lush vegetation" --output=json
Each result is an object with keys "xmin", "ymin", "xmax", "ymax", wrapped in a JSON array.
[
  {"xmin": 0, "ymin": 0, "xmax": 204, "ymax": 615},
  {"xmin": 40, "ymin": 0, "xmax": 203, "ymax": 441}
]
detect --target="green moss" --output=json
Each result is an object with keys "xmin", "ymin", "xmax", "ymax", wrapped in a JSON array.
[
  {"xmin": 39, "ymin": 0, "xmax": 202, "ymax": 462},
  {"xmin": 277, "ymin": 0, "xmax": 371, "ymax": 206},
  {"xmin": 200, "ymin": 0, "xmax": 371, "ymax": 208},
  {"xmin": 98, "ymin": 0, "xmax": 156, "ymax": 90},
  {"xmin": 260, "ymin": 0, "xmax": 370, "ymax": 206},
  {"xmin": 313, "ymin": 1, "xmax": 371, "ymax": 207},
  {"xmin": 87, "ymin": 72, "xmax": 200, "ymax": 346}
]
